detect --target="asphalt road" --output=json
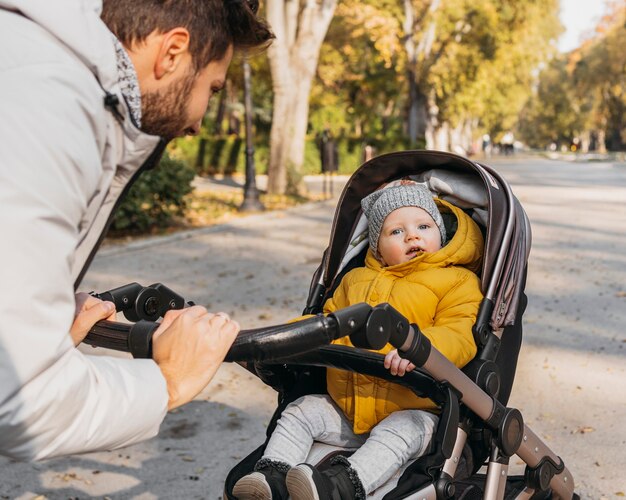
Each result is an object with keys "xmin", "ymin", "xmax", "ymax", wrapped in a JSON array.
[{"xmin": 1, "ymin": 156, "xmax": 624, "ymax": 499}]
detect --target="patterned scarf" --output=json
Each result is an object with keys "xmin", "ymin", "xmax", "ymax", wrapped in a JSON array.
[{"xmin": 111, "ymin": 35, "xmax": 142, "ymax": 127}]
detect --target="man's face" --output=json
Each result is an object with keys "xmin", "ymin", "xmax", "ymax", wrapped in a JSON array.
[{"xmin": 141, "ymin": 46, "xmax": 233, "ymax": 140}]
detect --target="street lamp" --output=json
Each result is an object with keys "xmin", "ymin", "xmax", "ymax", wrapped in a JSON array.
[{"xmin": 239, "ymin": 57, "xmax": 265, "ymax": 212}]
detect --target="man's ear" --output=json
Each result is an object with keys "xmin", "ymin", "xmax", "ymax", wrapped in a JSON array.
[{"xmin": 154, "ymin": 28, "xmax": 191, "ymax": 80}]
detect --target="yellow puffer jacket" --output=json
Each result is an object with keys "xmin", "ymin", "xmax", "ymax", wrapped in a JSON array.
[{"xmin": 324, "ymin": 199, "xmax": 484, "ymax": 434}]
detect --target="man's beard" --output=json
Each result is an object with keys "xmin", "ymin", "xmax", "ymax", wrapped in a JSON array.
[{"xmin": 140, "ymin": 71, "xmax": 196, "ymax": 140}]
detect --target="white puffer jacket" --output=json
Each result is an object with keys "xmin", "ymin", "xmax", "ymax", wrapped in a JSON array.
[{"xmin": 0, "ymin": 0, "xmax": 169, "ymax": 460}]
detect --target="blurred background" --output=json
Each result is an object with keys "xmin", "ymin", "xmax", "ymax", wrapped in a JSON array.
[{"xmin": 112, "ymin": 0, "xmax": 625, "ymax": 235}]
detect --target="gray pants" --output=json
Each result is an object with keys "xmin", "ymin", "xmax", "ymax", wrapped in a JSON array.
[{"xmin": 262, "ymin": 394, "xmax": 438, "ymax": 494}]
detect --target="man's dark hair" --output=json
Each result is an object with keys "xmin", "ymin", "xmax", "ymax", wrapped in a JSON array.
[{"xmin": 101, "ymin": 0, "xmax": 274, "ymax": 69}]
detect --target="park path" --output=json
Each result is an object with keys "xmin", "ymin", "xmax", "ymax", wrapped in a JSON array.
[{"xmin": 0, "ymin": 157, "xmax": 624, "ymax": 499}]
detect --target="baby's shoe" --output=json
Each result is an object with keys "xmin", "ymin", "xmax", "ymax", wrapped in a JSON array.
[
  {"xmin": 232, "ymin": 459, "xmax": 290, "ymax": 499},
  {"xmin": 285, "ymin": 456, "xmax": 364, "ymax": 500}
]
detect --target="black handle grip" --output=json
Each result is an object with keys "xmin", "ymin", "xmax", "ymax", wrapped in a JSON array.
[
  {"xmin": 84, "ymin": 320, "xmax": 160, "ymax": 358},
  {"xmin": 85, "ymin": 320, "xmax": 132, "ymax": 352}
]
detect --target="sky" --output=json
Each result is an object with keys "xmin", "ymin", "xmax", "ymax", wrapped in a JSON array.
[{"xmin": 558, "ymin": 0, "xmax": 610, "ymax": 52}]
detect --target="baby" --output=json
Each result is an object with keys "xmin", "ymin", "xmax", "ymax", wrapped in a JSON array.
[{"xmin": 234, "ymin": 182, "xmax": 484, "ymax": 499}]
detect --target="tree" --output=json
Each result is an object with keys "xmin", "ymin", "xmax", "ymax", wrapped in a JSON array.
[
  {"xmin": 401, "ymin": 0, "xmax": 502, "ymax": 148},
  {"xmin": 518, "ymin": 57, "xmax": 583, "ymax": 149},
  {"xmin": 403, "ymin": 0, "xmax": 439, "ymax": 145},
  {"xmin": 572, "ymin": 3, "xmax": 626, "ymax": 151},
  {"xmin": 310, "ymin": 0, "xmax": 404, "ymax": 140},
  {"xmin": 266, "ymin": 0, "xmax": 337, "ymax": 195},
  {"xmin": 401, "ymin": 0, "xmax": 561, "ymax": 150},
  {"xmin": 516, "ymin": 3, "xmax": 625, "ymax": 152}
]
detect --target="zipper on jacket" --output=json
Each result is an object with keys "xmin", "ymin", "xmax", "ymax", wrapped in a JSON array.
[{"xmin": 74, "ymin": 139, "xmax": 167, "ymax": 289}]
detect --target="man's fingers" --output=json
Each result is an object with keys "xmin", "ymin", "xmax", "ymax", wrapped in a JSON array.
[
  {"xmin": 155, "ymin": 306, "xmax": 208, "ymax": 338},
  {"xmin": 70, "ymin": 300, "xmax": 116, "ymax": 346},
  {"xmin": 155, "ymin": 307, "xmax": 235, "ymax": 341},
  {"xmin": 219, "ymin": 318, "xmax": 240, "ymax": 340},
  {"xmin": 153, "ymin": 309, "xmax": 186, "ymax": 339},
  {"xmin": 78, "ymin": 301, "xmax": 115, "ymax": 327},
  {"xmin": 103, "ymin": 301, "xmax": 117, "ymax": 321}
]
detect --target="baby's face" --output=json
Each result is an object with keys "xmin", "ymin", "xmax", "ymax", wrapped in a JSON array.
[{"xmin": 377, "ymin": 206, "xmax": 442, "ymax": 266}]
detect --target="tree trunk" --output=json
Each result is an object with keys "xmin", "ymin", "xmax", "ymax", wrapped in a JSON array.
[
  {"xmin": 415, "ymin": 87, "xmax": 430, "ymax": 142},
  {"xmin": 404, "ymin": 0, "xmax": 440, "ymax": 146},
  {"xmin": 266, "ymin": 0, "xmax": 337, "ymax": 195},
  {"xmin": 407, "ymin": 69, "xmax": 420, "ymax": 143},
  {"xmin": 423, "ymin": 89, "xmax": 439, "ymax": 149},
  {"xmin": 404, "ymin": 0, "xmax": 418, "ymax": 143}
]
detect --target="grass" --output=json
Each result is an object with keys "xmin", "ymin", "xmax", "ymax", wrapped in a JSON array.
[
  {"xmin": 104, "ymin": 186, "xmax": 319, "ymax": 246},
  {"xmin": 184, "ymin": 189, "xmax": 318, "ymax": 227}
]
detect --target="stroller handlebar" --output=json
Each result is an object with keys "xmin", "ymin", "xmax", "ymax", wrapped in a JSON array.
[
  {"xmin": 83, "ymin": 300, "xmax": 421, "ymax": 362},
  {"xmin": 225, "ymin": 305, "xmax": 350, "ymax": 362}
]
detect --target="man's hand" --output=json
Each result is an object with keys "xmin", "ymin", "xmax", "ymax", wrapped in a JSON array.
[
  {"xmin": 384, "ymin": 349, "xmax": 416, "ymax": 377},
  {"xmin": 71, "ymin": 292, "xmax": 116, "ymax": 346},
  {"xmin": 152, "ymin": 306, "xmax": 239, "ymax": 410}
]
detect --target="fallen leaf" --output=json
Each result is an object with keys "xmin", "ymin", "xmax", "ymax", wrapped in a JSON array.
[{"xmin": 572, "ymin": 426, "xmax": 595, "ymax": 434}]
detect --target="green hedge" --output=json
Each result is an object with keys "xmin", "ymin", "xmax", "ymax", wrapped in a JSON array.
[
  {"xmin": 110, "ymin": 153, "xmax": 196, "ymax": 234},
  {"xmin": 172, "ymin": 134, "xmax": 396, "ymax": 176}
]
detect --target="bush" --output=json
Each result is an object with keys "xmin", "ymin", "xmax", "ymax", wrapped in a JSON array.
[
  {"xmin": 171, "ymin": 133, "xmax": 425, "ymax": 178},
  {"xmin": 111, "ymin": 153, "xmax": 196, "ymax": 234}
]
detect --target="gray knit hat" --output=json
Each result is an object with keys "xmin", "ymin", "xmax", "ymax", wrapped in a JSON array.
[{"xmin": 361, "ymin": 183, "xmax": 446, "ymax": 255}]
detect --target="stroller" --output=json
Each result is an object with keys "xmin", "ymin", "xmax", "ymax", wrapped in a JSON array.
[
  {"xmin": 85, "ymin": 150, "xmax": 577, "ymax": 499},
  {"xmin": 221, "ymin": 150, "xmax": 577, "ymax": 499}
]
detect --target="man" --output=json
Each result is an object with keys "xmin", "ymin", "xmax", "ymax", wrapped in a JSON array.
[{"xmin": 0, "ymin": 0, "xmax": 273, "ymax": 460}]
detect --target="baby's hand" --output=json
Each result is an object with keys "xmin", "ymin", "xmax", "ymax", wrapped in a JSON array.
[{"xmin": 384, "ymin": 349, "xmax": 416, "ymax": 377}]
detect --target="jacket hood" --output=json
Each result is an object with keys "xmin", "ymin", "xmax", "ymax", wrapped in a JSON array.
[
  {"xmin": 365, "ymin": 198, "xmax": 484, "ymax": 275},
  {"xmin": 0, "ymin": 0, "xmax": 117, "ymax": 89}
]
